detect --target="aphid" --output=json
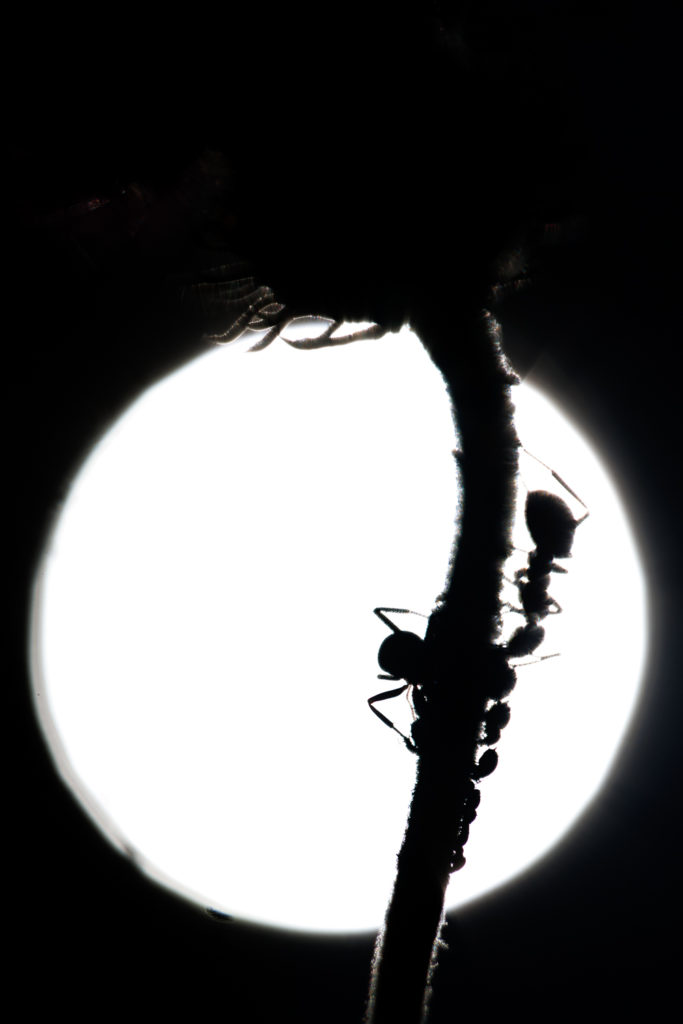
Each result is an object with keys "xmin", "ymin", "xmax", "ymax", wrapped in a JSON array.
[
  {"xmin": 471, "ymin": 748, "xmax": 498, "ymax": 781},
  {"xmin": 463, "ymin": 782, "xmax": 481, "ymax": 823},
  {"xmin": 449, "ymin": 778, "xmax": 486, "ymax": 872},
  {"xmin": 450, "ymin": 849, "xmax": 466, "ymax": 872},
  {"xmin": 483, "ymin": 645, "xmax": 518, "ymax": 701},
  {"xmin": 481, "ymin": 700, "xmax": 511, "ymax": 745},
  {"xmin": 449, "ymin": 783, "xmax": 481, "ymax": 873}
]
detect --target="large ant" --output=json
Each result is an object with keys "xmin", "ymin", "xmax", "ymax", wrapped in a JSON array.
[
  {"xmin": 505, "ymin": 469, "xmax": 588, "ymax": 660},
  {"xmin": 368, "ymin": 607, "xmax": 431, "ymax": 753},
  {"xmin": 367, "ymin": 611, "xmax": 516, "ymax": 760}
]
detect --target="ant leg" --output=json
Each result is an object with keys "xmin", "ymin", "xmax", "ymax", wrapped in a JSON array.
[
  {"xmin": 501, "ymin": 600, "xmax": 525, "ymax": 616},
  {"xmin": 368, "ymin": 683, "xmax": 410, "ymax": 721},
  {"xmin": 374, "ymin": 607, "xmax": 428, "ymax": 633},
  {"xmin": 368, "ymin": 684, "xmax": 414, "ymax": 746}
]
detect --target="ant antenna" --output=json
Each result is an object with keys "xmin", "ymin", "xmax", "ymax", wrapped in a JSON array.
[
  {"xmin": 373, "ymin": 607, "xmax": 429, "ymax": 633},
  {"xmin": 521, "ymin": 446, "xmax": 589, "ymax": 518}
]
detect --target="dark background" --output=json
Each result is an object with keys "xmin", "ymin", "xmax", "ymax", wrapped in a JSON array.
[{"xmin": 6, "ymin": 4, "xmax": 681, "ymax": 1020}]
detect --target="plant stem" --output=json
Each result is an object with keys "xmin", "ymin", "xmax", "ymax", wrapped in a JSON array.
[{"xmin": 365, "ymin": 303, "xmax": 519, "ymax": 1023}]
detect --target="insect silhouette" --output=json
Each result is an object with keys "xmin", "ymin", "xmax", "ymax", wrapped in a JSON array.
[
  {"xmin": 450, "ymin": 781, "xmax": 482, "ymax": 872},
  {"xmin": 368, "ymin": 607, "xmax": 434, "ymax": 753},
  {"xmin": 449, "ymin": 755, "xmax": 497, "ymax": 871},
  {"xmin": 504, "ymin": 465, "xmax": 589, "ymax": 661},
  {"xmin": 481, "ymin": 700, "xmax": 511, "ymax": 745}
]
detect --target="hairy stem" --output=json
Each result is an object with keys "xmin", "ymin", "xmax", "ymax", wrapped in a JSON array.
[{"xmin": 365, "ymin": 304, "xmax": 519, "ymax": 1023}]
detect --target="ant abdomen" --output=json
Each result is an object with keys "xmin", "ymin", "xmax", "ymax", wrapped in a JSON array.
[
  {"xmin": 505, "ymin": 622, "xmax": 545, "ymax": 659},
  {"xmin": 377, "ymin": 630, "xmax": 425, "ymax": 681},
  {"xmin": 525, "ymin": 490, "xmax": 579, "ymax": 559}
]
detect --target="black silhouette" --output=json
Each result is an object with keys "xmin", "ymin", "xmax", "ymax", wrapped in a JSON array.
[
  {"xmin": 480, "ymin": 700, "xmax": 511, "ymax": 746},
  {"xmin": 8, "ymin": 4, "xmax": 678, "ymax": 1024},
  {"xmin": 505, "ymin": 486, "xmax": 588, "ymax": 659},
  {"xmin": 368, "ymin": 607, "xmax": 431, "ymax": 751}
]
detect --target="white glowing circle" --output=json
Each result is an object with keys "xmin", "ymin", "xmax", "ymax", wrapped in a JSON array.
[{"xmin": 29, "ymin": 326, "xmax": 646, "ymax": 934}]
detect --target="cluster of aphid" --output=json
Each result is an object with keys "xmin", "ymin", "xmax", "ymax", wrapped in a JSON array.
[{"xmin": 370, "ymin": 467, "xmax": 587, "ymax": 873}]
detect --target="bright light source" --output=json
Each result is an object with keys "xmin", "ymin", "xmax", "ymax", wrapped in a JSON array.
[{"xmin": 29, "ymin": 326, "xmax": 646, "ymax": 933}]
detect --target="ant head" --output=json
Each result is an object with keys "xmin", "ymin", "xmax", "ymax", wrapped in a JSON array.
[
  {"xmin": 525, "ymin": 490, "xmax": 577, "ymax": 559},
  {"xmin": 378, "ymin": 630, "xmax": 425, "ymax": 682}
]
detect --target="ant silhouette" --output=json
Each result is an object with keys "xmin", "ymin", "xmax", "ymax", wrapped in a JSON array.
[
  {"xmin": 504, "ymin": 459, "xmax": 589, "ymax": 660},
  {"xmin": 367, "ymin": 607, "xmax": 432, "ymax": 753}
]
